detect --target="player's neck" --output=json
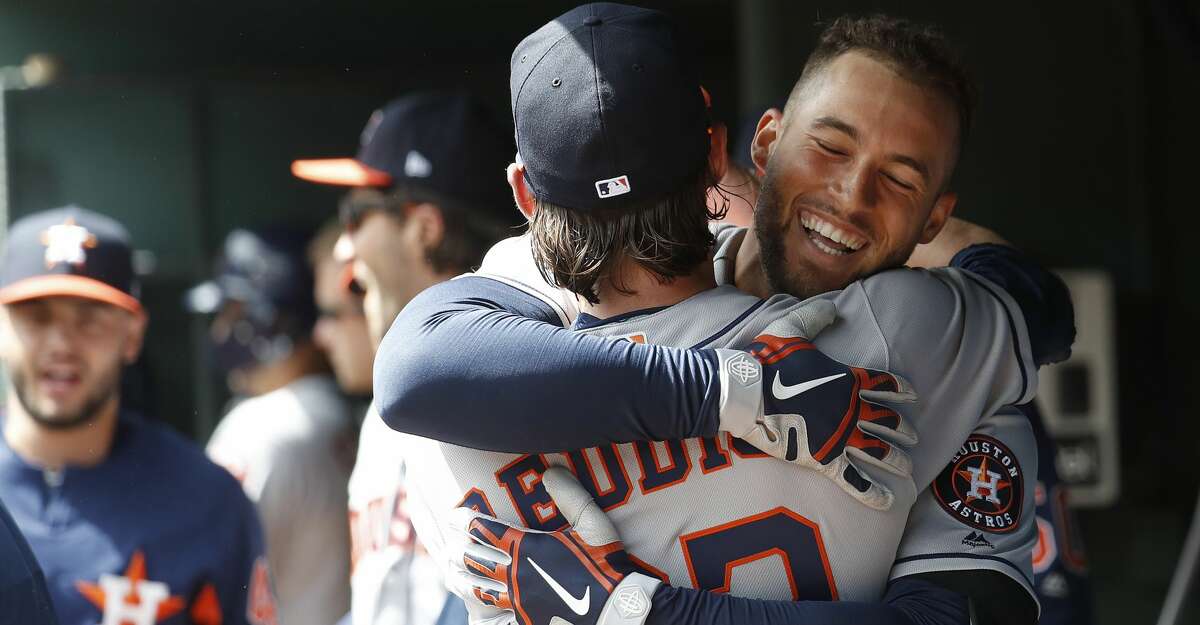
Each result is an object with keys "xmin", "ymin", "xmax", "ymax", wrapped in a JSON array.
[
  {"xmin": 582, "ymin": 257, "xmax": 717, "ymax": 319},
  {"xmin": 3, "ymin": 393, "xmax": 120, "ymax": 470},
  {"xmin": 734, "ymin": 225, "xmax": 773, "ymax": 299}
]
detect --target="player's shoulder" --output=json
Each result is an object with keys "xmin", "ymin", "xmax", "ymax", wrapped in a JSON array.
[
  {"xmin": 854, "ymin": 265, "xmax": 1019, "ymax": 313},
  {"xmin": 229, "ymin": 376, "xmax": 347, "ymax": 438},
  {"xmin": 473, "ymin": 233, "xmax": 579, "ymax": 324},
  {"xmin": 121, "ymin": 413, "xmax": 253, "ymax": 504}
]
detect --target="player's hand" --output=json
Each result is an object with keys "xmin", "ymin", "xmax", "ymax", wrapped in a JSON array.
[
  {"xmin": 715, "ymin": 299, "xmax": 919, "ymax": 510},
  {"xmin": 445, "ymin": 467, "xmax": 661, "ymax": 625}
]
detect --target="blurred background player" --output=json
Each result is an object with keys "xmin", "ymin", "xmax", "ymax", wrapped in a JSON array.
[
  {"xmin": 291, "ymin": 91, "xmax": 520, "ymax": 625},
  {"xmin": 310, "ymin": 220, "xmax": 373, "ymax": 400},
  {"xmin": 186, "ymin": 226, "xmax": 356, "ymax": 625},
  {"xmin": 0, "ymin": 206, "xmax": 273, "ymax": 625}
]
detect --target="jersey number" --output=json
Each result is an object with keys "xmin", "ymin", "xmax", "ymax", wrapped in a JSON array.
[{"xmin": 680, "ymin": 507, "xmax": 838, "ymax": 600}]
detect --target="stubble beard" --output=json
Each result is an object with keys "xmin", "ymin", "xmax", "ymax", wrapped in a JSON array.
[
  {"xmin": 9, "ymin": 363, "xmax": 121, "ymax": 431},
  {"xmin": 754, "ymin": 170, "xmax": 917, "ymax": 300}
]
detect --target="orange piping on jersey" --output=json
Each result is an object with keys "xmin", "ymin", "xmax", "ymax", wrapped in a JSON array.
[
  {"xmin": 494, "ymin": 454, "xmax": 560, "ymax": 529},
  {"xmin": 634, "ymin": 440, "xmax": 693, "ymax": 495},
  {"xmin": 456, "ymin": 488, "xmax": 497, "ymax": 516},
  {"xmin": 698, "ymin": 436, "xmax": 733, "ymax": 474},
  {"xmin": 628, "ymin": 553, "xmax": 672, "ymax": 584},
  {"xmin": 565, "ymin": 445, "xmax": 634, "ymax": 510},
  {"xmin": 679, "ymin": 507, "xmax": 839, "ymax": 600}
]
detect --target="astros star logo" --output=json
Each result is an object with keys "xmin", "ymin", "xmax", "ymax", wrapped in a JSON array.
[
  {"xmin": 76, "ymin": 550, "xmax": 186, "ymax": 625},
  {"xmin": 41, "ymin": 217, "xmax": 98, "ymax": 269},
  {"xmin": 957, "ymin": 456, "xmax": 1011, "ymax": 505}
]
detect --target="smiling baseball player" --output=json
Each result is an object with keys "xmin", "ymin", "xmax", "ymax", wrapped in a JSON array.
[{"xmin": 374, "ymin": 5, "xmax": 1067, "ymax": 625}]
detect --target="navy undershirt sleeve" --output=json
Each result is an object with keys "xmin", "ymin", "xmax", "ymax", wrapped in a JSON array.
[
  {"xmin": 645, "ymin": 577, "xmax": 969, "ymax": 625},
  {"xmin": 373, "ymin": 276, "xmax": 722, "ymax": 452},
  {"xmin": 950, "ymin": 243, "xmax": 1076, "ymax": 366}
]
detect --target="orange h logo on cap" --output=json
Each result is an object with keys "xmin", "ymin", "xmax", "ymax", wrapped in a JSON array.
[{"xmin": 40, "ymin": 217, "xmax": 98, "ymax": 269}]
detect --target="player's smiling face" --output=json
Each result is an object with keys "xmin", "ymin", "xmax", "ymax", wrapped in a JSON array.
[
  {"xmin": 751, "ymin": 51, "xmax": 959, "ymax": 299},
  {"xmin": 0, "ymin": 297, "xmax": 144, "ymax": 429}
]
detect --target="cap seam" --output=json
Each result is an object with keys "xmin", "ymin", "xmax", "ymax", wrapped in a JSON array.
[
  {"xmin": 588, "ymin": 23, "xmax": 615, "ymax": 178},
  {"xmin": 514, "ymin": 22, "xmax": 594, "ymax": 203}
]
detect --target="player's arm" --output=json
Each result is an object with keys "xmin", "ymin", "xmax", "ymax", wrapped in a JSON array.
[
  {"xmin": 886, "ymin": 408, "xmax": 1042, "ymax": 625},
  {"xmin": 374, "ymin": 274, "xmax": 722, "ymax": 451},
  {"xmin": 446, "ymin": 468, "xmax": 971, "ymax": 625},
  {"xmin": 911, "ymin": 217, "xmax": 1074, "ymax": 366}
]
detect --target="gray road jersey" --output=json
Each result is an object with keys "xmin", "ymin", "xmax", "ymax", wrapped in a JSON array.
[{"xmin": 404, "ymin": 234, "xmax": 1039, "ymax": 606}]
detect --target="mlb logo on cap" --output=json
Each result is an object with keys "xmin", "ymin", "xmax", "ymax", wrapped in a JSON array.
[{"xmin": 595, "ymin": 175, "xmax": 631, "ymax": 199}]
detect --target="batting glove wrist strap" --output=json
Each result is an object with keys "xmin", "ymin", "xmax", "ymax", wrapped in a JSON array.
[
  {"xmin": 597, "ymin": 573, "xmax": 661, "ymax": 625},
  {"xmin": 715, "ymin": 348, "xmax": 763, "ymax": 438}
]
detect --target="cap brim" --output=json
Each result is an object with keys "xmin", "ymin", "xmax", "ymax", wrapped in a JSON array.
[
  {"xmin": 291, "ymin": 158, "xmax": 393, "ymax": 187},
  {"xmin": 0, "ymin": 275, "xmax": 143, "ymax": 315}
]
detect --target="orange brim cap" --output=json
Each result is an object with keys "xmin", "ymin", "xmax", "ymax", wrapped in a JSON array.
[
  {"xmin": 0, "ymin": 274, "xmax": 143, "ymax": 315},
  {"xmin": 290, "ymin": 158, "xmax": 393, "ymax": 187}
]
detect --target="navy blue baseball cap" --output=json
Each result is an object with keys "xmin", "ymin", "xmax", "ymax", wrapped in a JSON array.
[
  {"xmin": 0, "ymin": 206, "xmax": 141, "ymax": 315},
  {"xmin": 511, "ymin": 2, "xmax": 710, "ymax": 213},
  {"xmin": 291, "ymin": 91, "xmax": 514, "ymax": 213}
]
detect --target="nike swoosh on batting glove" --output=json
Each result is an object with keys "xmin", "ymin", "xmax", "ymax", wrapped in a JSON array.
[
  {"xmin": 445, "ymin": 468, "xmax": 661, "ymax": 625},
  {"xmin": 715, "ymin": 299, "xmax": 919, "ymax": 510}
]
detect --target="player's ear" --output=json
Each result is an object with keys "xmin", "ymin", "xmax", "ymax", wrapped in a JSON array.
[
  {"xmin": 507, "ymin": 162, "xmax": 537, "ymax": 220},
  {"xmin": 121, "ymin": 310, "xmax": 148, "ymax": 364},
  {"xmin": 920, "ymin": 191, "xmax": 958, "ymax": 244},
  {"xmin": 403, "ymin": 203, "xmax": 446, "ymax": 252},
  {"xmin": 751, "ymin": 108, "xmax": 783, "ymax": 178}
]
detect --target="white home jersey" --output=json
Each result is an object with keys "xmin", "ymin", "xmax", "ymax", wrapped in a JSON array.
[
  {"xmin": 401, "ymin": 231, "xmax": 1040, "ymax": 607},
  {"xmin": 347, "ymin": 407, "xmax": 449, "ymax": 625},
  {"xmin": 206, "ymin": 374, "xmax": 356, "ymax": 625}
]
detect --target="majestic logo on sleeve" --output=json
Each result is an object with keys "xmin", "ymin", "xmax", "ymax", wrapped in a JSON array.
[{"xmin": 932, "ymin": 435, "xmax": 1024, "ymax": 533}]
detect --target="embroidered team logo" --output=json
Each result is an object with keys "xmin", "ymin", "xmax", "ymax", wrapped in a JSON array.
[
  {"xmin": 595, "ymin": 175, "xmax": 631, "ymax": 198},
  {"xmin": 75, "ymin": 550, "xmax": 186, "ymax": 625},
  {"xmin": 932, "ymin": 434, "xmax": 1024, "ymax": 533},
  {"xmin": 41, "ymin": 218, "xmax": 98, "ymax": 269}
]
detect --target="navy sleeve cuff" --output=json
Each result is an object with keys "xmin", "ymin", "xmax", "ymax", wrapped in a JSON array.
[{"xmin": 950, "ymin": 243, "xmax": 1075, "ymax": 366}]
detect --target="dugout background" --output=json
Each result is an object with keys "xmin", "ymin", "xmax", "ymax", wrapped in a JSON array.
[{"xmin": 0, "ymin": 0, "xmax": 1196, "ymax": 622}]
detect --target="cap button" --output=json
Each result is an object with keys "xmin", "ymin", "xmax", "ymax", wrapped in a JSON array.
[{"xmin": 584, "ymin": 16, "xmax": 602, "ymax": 26}]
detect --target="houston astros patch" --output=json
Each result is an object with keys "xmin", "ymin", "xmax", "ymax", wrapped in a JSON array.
[{"xmin": 932, "ymin": 434, "xmax": 1024, "ymax": 533}]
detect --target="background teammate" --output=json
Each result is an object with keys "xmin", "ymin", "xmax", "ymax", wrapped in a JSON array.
[
  {"xmin": 310, "ymin": 220, "xmax": 374, "ymax": 400},
  {"xmin": 0, "ymin": 206, "xmax": 274, "ymax": 625},
  {"xmin": 189, "ymin": 226, "xmax": 357, "ymax": 625},
  {"xmin": 291, "ymin": 91, "xmax": 521, "ymax": 625}
]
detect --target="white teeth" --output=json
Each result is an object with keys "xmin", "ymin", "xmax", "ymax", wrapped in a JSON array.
[
  {"xmin": 808, "ymin": 230, "xmax": 848, "ymax": 256},
  {"xmin": 800, "ymin": 213, "xmax": 865, "ymax": 251}
]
